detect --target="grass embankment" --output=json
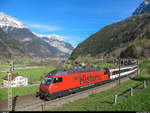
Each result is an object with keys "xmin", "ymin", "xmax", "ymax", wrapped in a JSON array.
[
  {"xmin": 0, "ymin": 85, "xmax": 39, "ymax": 100},
  {"xmin": 50, "ymin": 60, "xmax": 150, "ymax": 111}
]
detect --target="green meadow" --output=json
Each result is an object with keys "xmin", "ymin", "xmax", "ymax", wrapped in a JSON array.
[
  {"xmin": 13, "ymin": 66, "xmax": 55, "ymax": 83},
  {"xmin": 0, "ymin": 66, "xmax": 55, "ymax": 84},
  {"xmin": 0, "ymin": 85, "xmax": 39, "ymax": 99}
]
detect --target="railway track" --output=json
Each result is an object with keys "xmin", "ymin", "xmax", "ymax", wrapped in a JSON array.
[{"xmin": 13, "ymin": 73, "xmax": 137, "ymax": 111}]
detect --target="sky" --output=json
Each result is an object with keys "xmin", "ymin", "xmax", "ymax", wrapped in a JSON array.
[{"xmin": 0, "ymin": 0, "xmax": 143, "ymax": 47}]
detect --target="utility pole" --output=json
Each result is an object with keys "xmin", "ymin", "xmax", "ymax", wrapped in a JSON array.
[
  {"xmin": 137, "ymin": 59, "xmax": 139, "ymax": 76},
  {"xmin": 8, "ymin": 61, "xmax": 14, "ymax": 111},
  {"xmin": 118, "ymin": 57, "xmax": 121, "ymax": 85}
]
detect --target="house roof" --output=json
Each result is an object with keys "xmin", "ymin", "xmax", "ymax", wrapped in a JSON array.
[{"xmin": 3, "ymin": 74, "xmax": 20, "ymax": 80}]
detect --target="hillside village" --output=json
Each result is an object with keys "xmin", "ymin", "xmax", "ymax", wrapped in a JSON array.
[{"xmin": 3, "ymin": 74, "xmax": 28, "ymax": 88}]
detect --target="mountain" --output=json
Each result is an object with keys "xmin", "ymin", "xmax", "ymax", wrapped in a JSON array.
[
  {"xmin": 133, "ymin": 0, "xmax": 150, "ymax": 16},
  {"xmin": 0, "ymin": 12, "xmax": 74, "ymax": 58},
  {"xmin": 0, "ymin": 12, "xmax": 27, "ymax": 29},
  {"xmin": 0, "ymin": 28, "xmax": 29, "ymax": 59},
  {"xmin": 70, "ymin": 12, "xmax": 150, "ymax": 60},
  {"xmin": 32, "ymin": 32, "xmax": 74, "ymax": 56}
]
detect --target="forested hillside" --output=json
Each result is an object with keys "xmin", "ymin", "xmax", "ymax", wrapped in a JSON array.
[
  {"xmin": 0, "ymin": 28, "xmax": 29, "ymax": 59},
  {"xmin": 70, "ymin": 12, "xmax": 150, "ymax": 60}
]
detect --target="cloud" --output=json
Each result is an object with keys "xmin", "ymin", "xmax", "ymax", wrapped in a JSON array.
[{"xmin": 28, "ymin": 24, "xmax": 61, "ymax": 31}]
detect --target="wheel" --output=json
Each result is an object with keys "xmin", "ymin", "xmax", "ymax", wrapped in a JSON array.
[
  {"xmin": 45, "ymin": 96, "xmax": 51, "ymax": 101},
  {"xmin": 40, "ymin": 95, "xmax": 45, "ymax": 100}
]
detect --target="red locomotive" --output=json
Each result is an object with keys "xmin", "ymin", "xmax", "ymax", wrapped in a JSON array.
[{"xmin": 36, "ymin": 65, "xmax": 137, "ymax": 100}]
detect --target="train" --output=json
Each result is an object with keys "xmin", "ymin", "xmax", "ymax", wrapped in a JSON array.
[{"xmin": 36, "ymin": 65, "xmax": 138, "ymax": 100}]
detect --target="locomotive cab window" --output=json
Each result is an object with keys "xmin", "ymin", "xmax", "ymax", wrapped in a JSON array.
[
  {"xmin": 41, "ymin": 77, "xmax": 53, "ymax": 85},
  {"xmin": 53, "ymin": 77, "xmax": 62, "ymax": 83}
]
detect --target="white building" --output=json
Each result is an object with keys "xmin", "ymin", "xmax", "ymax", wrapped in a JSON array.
[{"xmin": 3, "ymin": 74, "xmax": 28, "ymax": 88}]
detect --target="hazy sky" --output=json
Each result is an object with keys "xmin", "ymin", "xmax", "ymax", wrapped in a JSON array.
[{"xmin": 0, "ymin": 0, "xmax": 143, "ymax": 47}]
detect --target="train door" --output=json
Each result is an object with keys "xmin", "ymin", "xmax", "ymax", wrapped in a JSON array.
[{"xmin": 52, "ymin": 77, "xmax": 63, "ymax": 92}]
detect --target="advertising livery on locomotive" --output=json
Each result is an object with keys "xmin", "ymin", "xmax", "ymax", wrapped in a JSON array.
[{"xmin": 36, "ymin": 65, "xmax": 137, "ymax": 100}]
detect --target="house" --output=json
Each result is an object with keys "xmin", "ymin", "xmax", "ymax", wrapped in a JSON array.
[{"xmin": 3, "ymin": 74, "xmax": 28, "ymax": 88}]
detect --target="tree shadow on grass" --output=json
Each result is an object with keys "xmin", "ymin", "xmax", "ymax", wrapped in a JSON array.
[
  {"xmin": 129, "ymin": 76, "xmax": 150, "ymax": 82},
  {"xmin": 99, "ymin": 101, "xmax": 114, "ymax": 105}
]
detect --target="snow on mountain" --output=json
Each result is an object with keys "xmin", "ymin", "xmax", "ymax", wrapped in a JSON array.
[
  {"xmin": 144, "ymin": 0, "xmax": 150, "ymax": 5},
  {"xmin": 33, "ymin": 32, "xmax": 74, "ymax": 54},
  {"xmin": 0, "ymin": 12, "xmax": 27, "ymax": 29},
  {"xmin": 32, "ymin": 32, "xmax": 64, "ymax": 41},
  {"xmin": 132, "ymin": 0, "xmax": 150, "ymax": 16}
]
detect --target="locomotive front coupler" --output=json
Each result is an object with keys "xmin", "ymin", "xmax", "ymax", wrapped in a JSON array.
[{"xmin": 35, "ymin": 91, "xmax": 40, "ymax": 97}]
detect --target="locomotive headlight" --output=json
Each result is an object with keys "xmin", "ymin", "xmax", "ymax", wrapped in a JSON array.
[
  {"xmin": 53, "ymin": 84, "xmax": 58, "ymax": 88},
  {"xmin": 41, "ymin": 79, "xmax": 46, "ymax": 84}
]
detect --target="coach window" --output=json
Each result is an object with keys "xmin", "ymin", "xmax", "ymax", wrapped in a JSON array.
[{"xmin": 53, "ymin": 77, "xmax": 63, "ymax": 83}]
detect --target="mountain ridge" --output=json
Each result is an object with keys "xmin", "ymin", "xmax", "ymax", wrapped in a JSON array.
[
  {"xmin": 32, "ymin": 32, "xmax": 74, "ymax": 55},
  {"xmin": 0, "ymin": 12, "xmax": 74, "ymax": 59}
]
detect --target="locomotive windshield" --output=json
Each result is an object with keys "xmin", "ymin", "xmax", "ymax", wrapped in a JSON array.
[
  {"xmin": 47, "ymin": 70, "xmax": 58, "ymax": 76},
  {"xmin": 41, "ymin": 77, "xmax": 53, "ymax": 85}
]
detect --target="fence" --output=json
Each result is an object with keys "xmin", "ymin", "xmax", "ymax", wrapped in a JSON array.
[{"xmin": 114, "ymin": 80, "xmax": 149, "ymax": 105}]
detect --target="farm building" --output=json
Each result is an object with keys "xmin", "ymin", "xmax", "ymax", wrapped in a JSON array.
[{"xmin": 3, "ymin": 74, "xmax": 28, "ymax": 88}]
